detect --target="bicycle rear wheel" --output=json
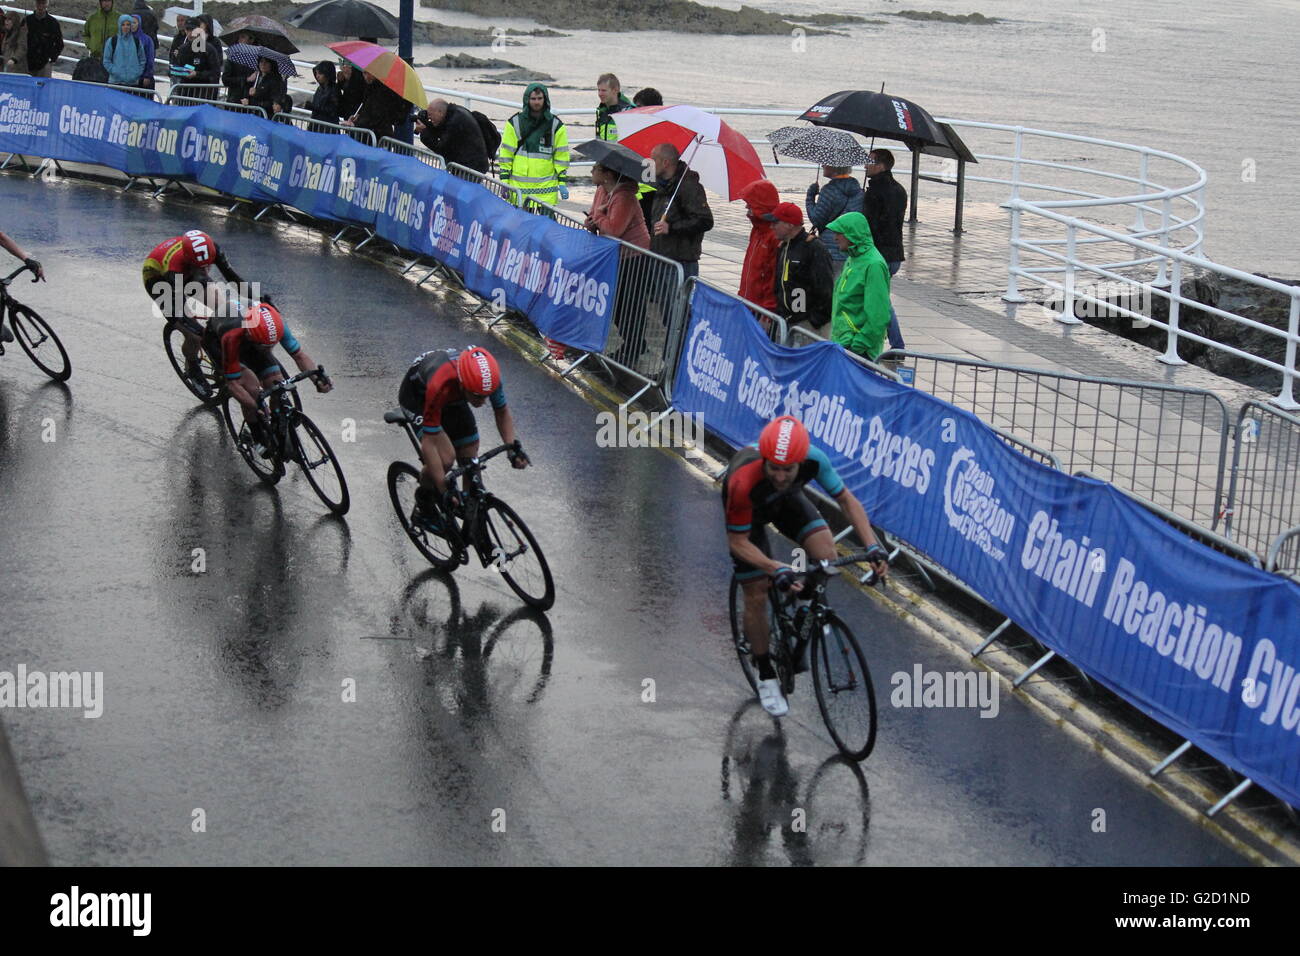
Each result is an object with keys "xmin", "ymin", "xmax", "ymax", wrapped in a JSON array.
[
  {"xmin": 162, "ymin": 321, "xmax": 218, "ymax": 404},
  {"xmin": 729, "ymin": 576, "xmax": 794, "ymax": 697},
  {"xmin": 9, "ymin": 304, "xmax": 70, "ymax": 382},
  {"xmin": 221, "ymin": 394, "xmax": 284, "ymax": 484},
  {"xmin": 387, "ymin": 460, "xmax": 459, "ymax": 571},
  {"xmin": 290, "ymin": 412, "xmax": 350, "ymax": 516},
  {"xmin": 810, "ymin": 612, "xmax": 878, "ymax": 761},
  {"xmin": 481, "ymin": 497, "xmax": 554, "ymax": 611}
]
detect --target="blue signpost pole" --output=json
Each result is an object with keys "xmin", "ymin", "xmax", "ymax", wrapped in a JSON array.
[{"xmin": 397, "ymin": 0, "xmax": 415, "ymax": 143}]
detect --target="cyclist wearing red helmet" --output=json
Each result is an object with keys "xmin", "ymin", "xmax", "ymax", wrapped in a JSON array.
[
  {"xmin": 203, "ymin": 300, "xmax": 331, "ymax": 448},
  {"xmin": 722, "ymin": 414, "xmax": 888, "ymax": 716},
  {"xmin": 143, "ymin": 230, "xmax": 251, "ymax": 377},
  {"xmin": 397, "ymin": 345, "xmax": 528, "ymax": 530}
]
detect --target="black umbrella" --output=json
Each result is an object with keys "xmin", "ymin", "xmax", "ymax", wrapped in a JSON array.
[
  {"xmin": 799, "ymin": 90, "xmax": 955, "ymax": 152},
  {"xmin": 575, "ymin": 139, "xmax": 654, "ymax": 185},
  {"xmin": 221, "ymin": 16, "xmax": 300, "ymax": 55},
  {"xmin": 227, "ymin": 43, "xmax": 299, "ymax": 79},
  {"xmin": 285, "ymin": 0, "xmax": 399, "ymax": 39}
]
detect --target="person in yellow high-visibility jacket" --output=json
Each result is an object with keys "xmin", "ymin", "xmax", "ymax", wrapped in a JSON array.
[{"xmin": 498, "ymin": 82, "xmax": 569, "ymax": 207}]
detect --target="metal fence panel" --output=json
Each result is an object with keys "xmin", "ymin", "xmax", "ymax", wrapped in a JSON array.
[
  {"xmin": 1223, "ymin": 401, "xmax": 1300, "ymax": 560},
  {"xmin": 882, "ymin": 351, "xmax": 1231, "ymax": 530},
  {"xmin": 166, "ymin": 95, "xmax": 266, "ymax": 119},
  {"xmin": 524, "ymin": 197, "xmax": 586, "ymax": 230},
  {"xmin": 274, "ymin": 112, "xmax": 375, "ymax": 146},
  {"xmin": 380, "ymin": 136, "xmax": 445, "ymax": 168},
  {"xmin": 447, "ymin": 162, "xmax": 519, "ymax": 205},
  {"xmin": 165, "ymin": 83, "xmax": 222, "ymax": 102},
  {"xmin": 1267, "ymin": 526, "xmax": 1300, "ymax": 581}
]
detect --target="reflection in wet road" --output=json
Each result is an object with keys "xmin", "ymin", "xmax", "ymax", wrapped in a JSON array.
[{"xmin": 0, "ymin": 173, "xmax": 1245, "ymax": 864}]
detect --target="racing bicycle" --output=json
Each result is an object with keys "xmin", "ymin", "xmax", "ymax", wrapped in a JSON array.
[
  {"xmin": 0, "ymin": 263, "xmax": 70, "ymax": 382},
  {"xmin": 386, "ymin": 407, "xmax": 554, "ymax": 611},
  {"xmin": 729, "ymin": 552, "xmax": 880, "ymax": 761},
  {"xmin": 223, "ymin": 367, "xmax": 350, "ymax": 516}
]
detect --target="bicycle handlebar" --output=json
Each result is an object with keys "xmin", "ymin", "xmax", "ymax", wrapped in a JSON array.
[
  {"xmin": 1, "ymin": 263, "xmax": 37, "ymax": 285},
  {"xmin": 444, "ymin": 441, "xmax": 523, "ymax": 483},
  {"xmin": 256, "ymin": 366, "xmax": 328, "ymax": 410}
]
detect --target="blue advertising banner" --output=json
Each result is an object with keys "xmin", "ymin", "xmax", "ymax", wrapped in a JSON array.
[
  {"xmin": 0, "ymin": 75, "xmax": 616, "ymax": 352},
  {"xmin": 675, "ymin": 282, "xmax": 1300, "ymax": 808}
]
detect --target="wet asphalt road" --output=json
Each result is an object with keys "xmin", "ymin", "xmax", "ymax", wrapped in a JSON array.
[{"xmin": 0, "ymin": 172, "xmax": 1246, "ymax": 865}]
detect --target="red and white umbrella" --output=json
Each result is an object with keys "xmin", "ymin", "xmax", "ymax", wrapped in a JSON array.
[{"xmin": 612, "ymin": 105, "xmax": 764, "ymax": 203}]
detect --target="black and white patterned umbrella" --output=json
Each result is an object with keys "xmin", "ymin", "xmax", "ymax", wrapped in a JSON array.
[
  {"xmin": 226, "ymin": 43, "xmax": 299, "ymax": 79},
  {"xmin": 768, "ymin": 126, "xmax": 870, "ymax": 167}
]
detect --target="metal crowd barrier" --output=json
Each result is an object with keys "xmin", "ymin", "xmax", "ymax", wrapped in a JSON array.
[
  {"xmin": 447, "ymin": 162, "xmax": 520, "ymax": 205},
  {"xmin": 80, "ymin": 81, "xmax": 158, "ymax": 100},
  {"xmin": 273, "ymin": 111, "xmax": 375, "ymax": 146},
  {"xmin": 1267, "ymin": 526, "xmax": 1300, "ymax": 581},
  {"xmin": 167, "ymin": 94, "xmax": 266, "ymax": 119},
  {"xmin": 380, "ymin": 136, "xmax": 445, "ymax": 168},
  {"xmin": 166, "ymin": 82, "xmax": 222, "ymax": 102},
  {"xmin": 1221, "ymin": 401, "xmax": 1300, "ymax": 562},
  {"xmin": 878, "ymin": 350, "xmax": 1231, "ymax": 532},
  {"xmin": 523, "ymin": 197, "xmax": 587, "ymax": 230}
]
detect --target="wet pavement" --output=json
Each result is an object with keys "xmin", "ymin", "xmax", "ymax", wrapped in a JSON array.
[{"xmin": 0, "ymin": 172, "xmax": 1248, "ymax": 865}]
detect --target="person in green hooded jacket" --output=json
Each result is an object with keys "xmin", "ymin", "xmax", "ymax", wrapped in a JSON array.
[
  {"xmin": 498, "ymin": 82, "xmax": 569, "ymax": 206},
  {"xmin": 824, "ymin": 211, "xmax": 892, "ymax": 360}
]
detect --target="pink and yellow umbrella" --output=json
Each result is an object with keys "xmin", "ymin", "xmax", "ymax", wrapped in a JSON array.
[{"xmin": 327, "ymin": 40, "xmax": 428, "ymax": 109}]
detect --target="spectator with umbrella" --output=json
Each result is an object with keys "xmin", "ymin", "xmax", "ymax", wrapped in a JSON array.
[
  {"xmin": 219, "ymin": 15, "xmax": 298, "ymax": 55},
  {"xmin": 864, "ymin": 147, "xmax": 909, "ymax": 351},
  {"xmin": 332, "ymin": 40, "xmax": 425, "ymax": 139},
  {"xmin": 240, "ymin": 51, "xmax": 289, "ymax": 115},
  {"xmin": 286, "ymin": 0, "xmax": 398, "ymax": 40},
  {"xmin": 337, "ymin": 60, "xmax": 366, "ymax": 122},
  {"xmin": 221, "ymin": 29, "xmax": 255, "ymax": 102}
]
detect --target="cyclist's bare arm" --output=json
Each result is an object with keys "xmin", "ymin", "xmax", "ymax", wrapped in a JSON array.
[
  {"xmin": 493, "ymin": 405, "xmax": 527, "ymax": 467},
  {"xmin": 728, "ymin": 531, "xmax": 787, "ymax": 578},
  {"xmin": 227, "ymin": 372, "xmax": 261, "ymax": 415},
  {"xmin": 287, "ymin": 347, "xmax": 332, "ymax": 392},
  {"xmin": 833, "ymin": 488, "xmax": 888, "ymax": 578},
  {"xmin": 419, "ymin": 430, "xmax": 455, "ymax": 493},
  {"xmin": 0, "ymin": 230, "xmax": 43, "ymax": 279}
]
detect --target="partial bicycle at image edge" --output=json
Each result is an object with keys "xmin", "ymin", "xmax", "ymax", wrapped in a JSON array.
[{"xmin": 0, "ymin": 263, "xmax": 70, "ymax": 382}]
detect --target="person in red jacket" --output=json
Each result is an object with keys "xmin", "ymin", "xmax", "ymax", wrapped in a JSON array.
[{"xmin": 738, "ymin": 179, "xmax": 781, "ymax": 324}]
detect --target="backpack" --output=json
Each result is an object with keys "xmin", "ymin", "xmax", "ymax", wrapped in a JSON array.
[
  {"xmin": 471, "ymin": 110, "xmax": 501, "ymax": 155},
  {"xmin": 72, "ymin": 55, "xmax": 109, "ymax": 83}
]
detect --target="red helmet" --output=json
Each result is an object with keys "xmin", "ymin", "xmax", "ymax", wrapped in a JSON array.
[
  {"xmin": 457, "ymin": 346, "xmax": 500, "ymax": 396},
  {"xmin": 244, "ymin": 302, "xmax": 283, "ymax": 346},
  {"xmin": 181, "ymin": 230, "xmax": 216, "ymax": 266},
  {"xmin": 758, "ymin": 415, "xmax": 810, "ymax": 466}
]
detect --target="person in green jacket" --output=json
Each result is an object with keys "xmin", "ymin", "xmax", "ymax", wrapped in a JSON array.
[
  {"xmin": 84, "ymin": 0, "xmax": 116, "ymax": 60},
  {"xmin": 824, "ymin": 211, "xmax": 892, "ymax": 360}
]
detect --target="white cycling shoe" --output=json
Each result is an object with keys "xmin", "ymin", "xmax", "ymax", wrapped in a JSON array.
[{"xmin": 756, "ymin": 678, "xmax": 789, "ymax": 717}]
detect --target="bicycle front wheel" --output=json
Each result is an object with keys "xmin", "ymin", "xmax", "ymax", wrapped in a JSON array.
[
  {"xmin": 481, "ymin": 497, "xmax": 554, "ymax": 611},
  {"xmin": 162, "ymin": 321, "xmax": 218, "ymax": 404},
  {"xmin": 290, "ymin": 412, "xmax": 350, "ymax": 516},
  {"xmin": 387, "ymin": 460, "xmax": 459, "ymax": 571},
  {"xmin": 9, "ymin": 304, "xmax": 70, "ymax": 382},
  {"xmin": 810, "ymin": 612, "xmax": 878, "ymax": 761},
  {"xmin": 221, "ymin": 394, "xmax": 284, "ymax": 484}
]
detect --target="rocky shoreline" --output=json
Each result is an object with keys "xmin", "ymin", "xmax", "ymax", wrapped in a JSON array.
[
  {"xmin": 419, "ymin": 0, "xmax": 867, "ymax": 35},
  {"xmin": 1051, "ymin": 272, "xmax": 1300, "ymax": 393}
]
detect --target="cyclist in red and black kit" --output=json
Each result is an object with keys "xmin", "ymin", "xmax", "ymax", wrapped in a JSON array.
[
  {"xmin": 205, "ymin": 301, "xmax": 331, "ymax": 452},
  {"xmin": 397, "ymin": 345, "xmax": 529, "ymax": 530},
  {"xmin": 723, "ymin": 415, "xmax": 889, "ymax": 716},
  {"xmin": 142, "ymin": 230, "xmax": 252, "ymax": 377}
]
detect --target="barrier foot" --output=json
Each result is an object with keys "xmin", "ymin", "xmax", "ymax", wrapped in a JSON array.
[
  {"xmin": 330, "ymin": 226, "xmax": 351, "ymax": 244},
  {"xmin": 560, "ymin": 353, "xmax": 593, "ymax": 379},
  {"xmin": 1, "ymin": 153, "xmax": 33, "ymax": 171},
  {"xmin": 1206, "ymin": 778, "xmax": 1253, "ymax": 818},
  {"xmin": 1148, "ymin": 740, "xmax": 1193, "ymax": 778},
  {"xmin": 1012, "ymin": 649, "xmax": 1055, "ymax": 688},
  {"xmin": 354, "ymin": 231, "xmax": 377, "ymax": 250},
  {"xmin": 973, "ymin": 619, "xmax": 1013, "ymax": 658},
  {"xmin": 620, "ymin": 381, "xmax": 653, "ymax": 409},
  {"xmin": 400, "ymin": 258, "xmax": 422, "ymax": 276},
  {"xmin": 252, "ymin": 204, "xmax": 275, "ymax": 221}
]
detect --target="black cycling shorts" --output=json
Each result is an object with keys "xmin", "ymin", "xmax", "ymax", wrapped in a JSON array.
[
  {"xmin": 730, "ymin": 489, "xmax": 828, "ymax": 582},
  {"xmin": 397, "ymin": 380, "xmax": 479, "ymax": 450}
]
